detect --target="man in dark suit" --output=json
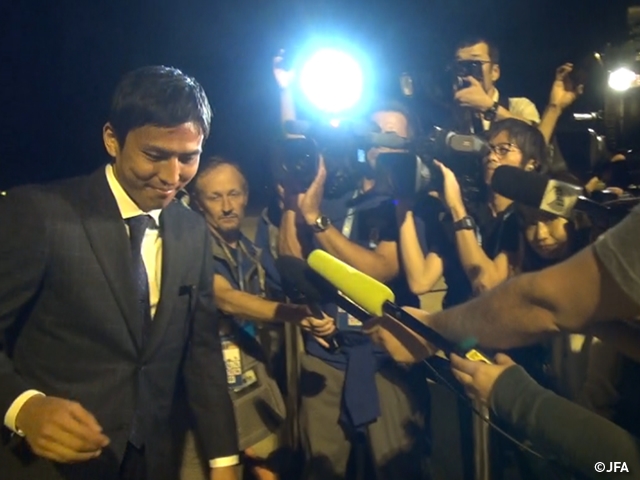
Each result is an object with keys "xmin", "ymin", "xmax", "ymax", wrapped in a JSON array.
[{"xmin": 0, "ymin": 66, "xmax": 239, "ymax": 480}]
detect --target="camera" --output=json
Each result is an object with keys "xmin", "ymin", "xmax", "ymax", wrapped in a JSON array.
[
  {"xmin": 274, "ymin": 119, "xmax": 392, "ymax": 198},
  {"xmin": 374, "ymin": 127, "xmax": 488, "ymax": 200},
  {"xmin": 451, "ymin": 60, "xmax": 485, "ymax": 90}
]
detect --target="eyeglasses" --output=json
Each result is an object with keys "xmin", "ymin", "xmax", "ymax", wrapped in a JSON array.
[{"xmin": 487, "ymin": 142, "xmax": 520, "ymax": 159}]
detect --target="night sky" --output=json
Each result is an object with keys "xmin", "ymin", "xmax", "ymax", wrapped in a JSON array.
[{"xmin": 0, "ymin": 0, "xmax": 629, "ymax": 205}]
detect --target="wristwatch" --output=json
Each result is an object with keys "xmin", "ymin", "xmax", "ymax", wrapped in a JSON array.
[
  {"xmin": 310, "ymin": 215, "xmax": 331, "ymax": 233},
  {"xmin": 483, "ymin": 101, "xmax": 500, "ymax": 121},
  {"xmin": 453, "ymin": 215, "xmax": 476, "ymax": 231}
]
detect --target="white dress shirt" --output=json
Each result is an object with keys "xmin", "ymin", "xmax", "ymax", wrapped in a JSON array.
[
  {"xmin": 482, "ymin": 88, "xmax": 541, "ymax": 131},
  {"xmin": 5, "ymin": 165, "xmax": 238, "ymax": 468}
]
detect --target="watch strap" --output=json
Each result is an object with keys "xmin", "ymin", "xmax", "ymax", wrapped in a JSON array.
[
  {"xmin": 453, "ymin": 215, "xmax": 476, "ymax": 231},
  {"xmin": 483, "ymin": 101, "xmax": 499, "ymax": 121}
]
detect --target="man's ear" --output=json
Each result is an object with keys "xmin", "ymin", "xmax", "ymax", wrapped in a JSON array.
[
  {"xmin": 103, "ymin": 123, "xmax": 121, "ymax": 158},
  {"xmin": 491, "ymin": 64, "xmax": 500, "ymax": 83}
]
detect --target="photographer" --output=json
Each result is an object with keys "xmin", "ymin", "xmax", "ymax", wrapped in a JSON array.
[
  {"xmin": 276, "ymin": 92, "xmax": 431, "ymax": 477},
  {"xmin": 441, "ymin": 119, "xmax": 549, "ymax": 295},
  {"xmin": 181, "ymin": 158, "xmax": 336, "ymax": 480},
  {"xmin": 396, "ymin": 119, "xmax": 550, "ymax": 310},
  {"xmin": 453, "ymin": 37, "xmax": 540, "ymax": 132}
]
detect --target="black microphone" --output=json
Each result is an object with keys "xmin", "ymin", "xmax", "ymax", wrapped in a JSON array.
[{"xmin": 490, "ymin": 165, "xmax": 618, "ymax": 225}]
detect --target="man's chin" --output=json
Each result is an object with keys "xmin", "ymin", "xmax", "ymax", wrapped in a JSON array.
[{"xmin": 216, "ymin": 223, "xmax": 241, "ymax": 235}]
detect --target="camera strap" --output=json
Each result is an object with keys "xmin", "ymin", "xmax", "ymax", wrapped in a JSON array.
[{"xmin": 341, "ymin": 189, "xmax": 360, "ymax": 240}]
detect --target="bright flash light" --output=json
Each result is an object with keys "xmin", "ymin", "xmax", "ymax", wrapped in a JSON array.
[
  {"xmin": 608, "ymin": 67, "xmax": 638, "ymax": 92},
  {"xmin": 299, "ymin": 49, "xmax": 363, "ymax": 114}
]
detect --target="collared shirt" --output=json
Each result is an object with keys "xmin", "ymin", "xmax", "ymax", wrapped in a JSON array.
[
  {"xmin": 105, "ymin": 164, "xmax": 163, "ymax": 318},
  {"xmin": 482, "ymin": 88, "xmax": 541, "ymax": 131}
]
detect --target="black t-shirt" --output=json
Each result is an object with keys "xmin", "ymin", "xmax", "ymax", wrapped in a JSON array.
[
  {"xmin": 415, "ymin": 194, "xmax": 473, "ymax": 308},
  {"xmin": 469, "ymin": 201, "xmax": 520, "ymax": 260},
  {"xmin": 318, "ymin": 190, "xmax": 419, "ymax": 308}
]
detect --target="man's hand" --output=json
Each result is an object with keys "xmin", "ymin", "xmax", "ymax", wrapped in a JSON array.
[
  {"xmin": 273, "ymin": 49, "xmax": 295, "ymax": 90},
  {"xmin": 299, "ymin": 311, "xmax": 336, "ymax": 338},
  {"xmin": 210, "ymin": 465, "xmax": 238, "ymax": 480},
  {"xmin": 16, "ymin": 395, "xmax": 110, "ymax": 463},
  {"xmin": 434, "ymin": 161, "xmax": 465, "ymax": 214},
  {"xmin": 298, "ymin": 156, "xmax": 327, "ymax": 225},
  {"xmin": 364, "ymin": 307, "xmax": 438, "ymax": 363},
  {"xmin": 548, "ymin": 63, "xmax": 584, "ymax": 111},
  {"xmin": 450, "ymin": 353, "xmax": 516, "ymax": 404},
  {"xmin": 454, "ymin": 77, "xmax": 494, "ymax": 112}
]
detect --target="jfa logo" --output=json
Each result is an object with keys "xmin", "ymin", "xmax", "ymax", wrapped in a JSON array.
[{"xmin": 595, "ymin": 462, "xmax": 629, "ymax": 473}]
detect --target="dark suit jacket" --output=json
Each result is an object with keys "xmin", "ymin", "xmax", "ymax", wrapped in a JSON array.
[{"xmin": 0, "ymin": 167, "xmax": 238, "ymax": 480}]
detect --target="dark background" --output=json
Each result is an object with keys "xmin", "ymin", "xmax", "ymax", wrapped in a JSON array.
[{"xmin": 0, "ymin": 0, "xmax": 630, "ymax": 204}]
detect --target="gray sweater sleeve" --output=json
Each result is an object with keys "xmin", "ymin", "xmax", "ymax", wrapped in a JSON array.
[{"xmin": 490, "ymin": 365, "xmax": 640, "ymax": 479}]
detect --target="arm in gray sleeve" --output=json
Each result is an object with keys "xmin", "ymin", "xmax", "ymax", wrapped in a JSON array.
[
  {"xmin": 594, "ymin": 206, "xmax": 640, "ymax": 309},
  {"xmin": 491, "ymin": 365, "xmax": 640, "ymax": 479}
]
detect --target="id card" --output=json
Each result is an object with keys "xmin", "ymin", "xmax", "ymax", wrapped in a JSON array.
[
  {"xmin": 221, "ymin": 335, "xmax": 243, "ymax": 387},
  {"xmin": 336, "ymin": 309, "xmax": 364, "ymax": 331},
  {"xmin": 335, "ymin": 291, "xmax": 363, "ymax": 332},
  {"xmin": 232, "ymin": 368, "xmax": 258, "ymax": 393}
]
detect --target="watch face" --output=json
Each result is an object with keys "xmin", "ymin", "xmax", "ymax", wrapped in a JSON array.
[{"xmin": 319, "ymin": 216, "xmax": 330, "ymax": 228}]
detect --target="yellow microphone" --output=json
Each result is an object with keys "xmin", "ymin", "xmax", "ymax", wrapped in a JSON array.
[{"xmin": 307, "ymin": 249, "xmax": 492, "ymax": 364}]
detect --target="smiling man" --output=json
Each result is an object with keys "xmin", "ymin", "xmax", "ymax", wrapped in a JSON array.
[{"xmin": 0, "ymin": 66, "xmax": 238, "ymax": 480}]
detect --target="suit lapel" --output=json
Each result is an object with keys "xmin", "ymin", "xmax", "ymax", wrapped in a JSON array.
[
  {"xmin": 79, "ymin": 168, "xmax": 143, "ymax": 351},
  {"xmin": 142, "ymin": 203, "xmax": 185, "ymax": 362}
]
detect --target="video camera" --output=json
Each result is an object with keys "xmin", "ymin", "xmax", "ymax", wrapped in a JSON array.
[
  {"xmin": 374, "ymin": 127, "xmax": 488, "ymax": 200},
  {"xmin": 274, "ymin": 119, "xmax": 407, "ymax": 199},
  {"xmin": 557, "ymin": 5, "xmax": 640, "ymax": 190}
]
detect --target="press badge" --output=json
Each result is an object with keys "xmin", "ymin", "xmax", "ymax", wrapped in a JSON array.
[
  {"xmin": 232, "ymin": 368, "xmax": 258, "ymax": 393},
  {"xmin": 221, "ymin": 335, "xmax": 243, "ymax": 388},
  {"xmin": 335, "ymin": 291, "xmax": 364, "ymax": 332}
]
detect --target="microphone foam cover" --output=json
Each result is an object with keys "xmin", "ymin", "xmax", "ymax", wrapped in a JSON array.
[{"xmin": 307, "ymin": 250, "xmax": 395, "ymax": 316}]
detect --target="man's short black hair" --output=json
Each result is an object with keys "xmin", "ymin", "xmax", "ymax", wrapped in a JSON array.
[
  {"xmin": 456, "ymin": 36, "xmax": 500, "ymax": 65},
  {"xmin": 488, "ymin": 119, "xmax": 549, "ymax": 173},
  {"xmin": 108, "ymin": 65, "xmax": 212, "ymax": 146}
]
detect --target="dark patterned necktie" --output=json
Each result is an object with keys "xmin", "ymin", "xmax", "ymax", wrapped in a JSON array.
[
  {"xmin": 127, "ymin": 215, "xmax": 152, "ymax": 347},
  {"xmin": 126, "ymin": 215, "xmax": 152, "ymax": 449}
]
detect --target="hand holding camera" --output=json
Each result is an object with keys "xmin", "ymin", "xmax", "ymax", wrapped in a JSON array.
[{"xmin": 454, "ymin": 76, "xmax": 494, "ymax": 112}]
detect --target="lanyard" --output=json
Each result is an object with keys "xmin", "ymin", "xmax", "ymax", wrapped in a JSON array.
[
  {"xmin": 341, "ymin": 190, "xmax": 360, "ymax": 240},
  {"xmin": 236, "ymin": 247, "xmax": 244, "ymax": 292}
]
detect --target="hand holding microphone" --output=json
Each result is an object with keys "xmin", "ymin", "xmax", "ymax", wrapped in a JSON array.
[
  {"xmin": 298, "ymin": 308, "xmax": 336, "ymax": 345},
  {"xmin": 364, "ymin": 307, "xmax": 440, "ymax": 364},
  {"xmin": 307, "ymin": 249, "xmax": 493, "ymax": 364}
]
